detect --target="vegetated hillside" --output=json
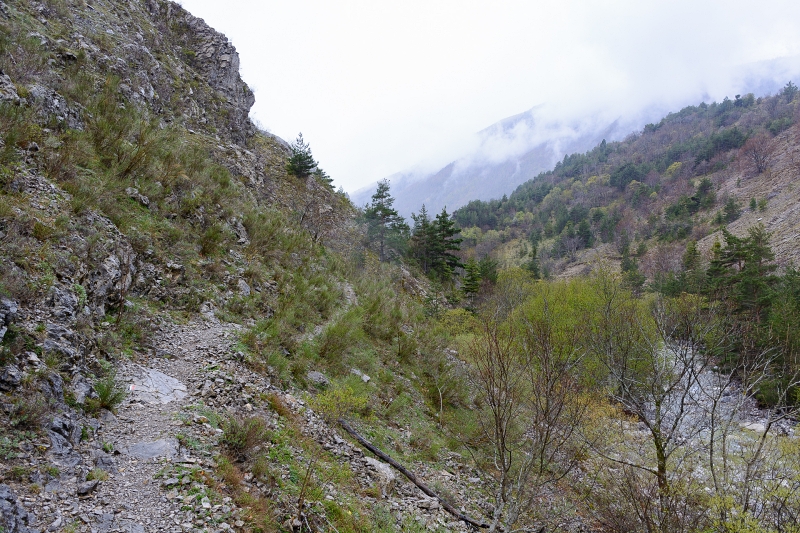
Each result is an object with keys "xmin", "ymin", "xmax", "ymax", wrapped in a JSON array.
[
  {"xmin": 453, "ymin": 87, "xmax": 800, "ymax": 278},
  {"xmin": 0, "ymin": 1, "xmax": 492, "ymax": 532}
]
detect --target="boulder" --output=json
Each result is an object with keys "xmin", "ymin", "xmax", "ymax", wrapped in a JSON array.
[
  {"xmin": 306, "ymin": 371, "xmax": 330, "ymax": 387},
  {"xmin": 0, "ymin": 483, "xmax": 34, "ymax": 533},
  {"xmin": 0, "ymin": 365, "xmax": 22, "ymax": 391},
  {"xmin": 0, "ymin": 297, "xmax": 18, "ymax": 342},
  {"xmin": 124, "ymin": 438, "xmax": 178, "ymax": 460},
  {"xmin": 363, "ymin": 457, "xmax": 396, "ymax": 497},
  {"xmin": 0, "ymin": 72, "xmax": 19, "ymax": 103},
  {"xmin": 48, "ymin": 285, "xmax": 78, "ymax": 320}
]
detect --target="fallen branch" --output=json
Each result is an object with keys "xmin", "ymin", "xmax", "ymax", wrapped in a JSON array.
[{"xmin": 338, "ymin": 418, "xmax": 490, "ymax": 529}]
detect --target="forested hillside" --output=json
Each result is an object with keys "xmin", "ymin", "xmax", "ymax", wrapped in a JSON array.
[{"xmin": 453, "ymin": 86, "xmax": 800, "ymax": 277}]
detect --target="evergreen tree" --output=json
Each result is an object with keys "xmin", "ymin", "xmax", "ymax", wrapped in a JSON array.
[
  {"xmin": 313, "ymin": 167, "xmax": 334, "ymax": 189},
  {"xmin": 706, "ymin": 225, "xmax": 778, "ymax": 320},
  {"xmin": 410, "ymin": 205, "xmax": 437, "ymax": 274},
  {"xmin": 577, "ymin": 219, "xmax": 593, "ymax": 248},
  {"xmin": 478, "ymin": 255, "xmax": 499, "ymax": 284},
  {"xmin": 462, "ymin": 257, "xmax": 481, "ymax": 305},
  {"xmin": 434, "ymin": 207, "xmax": 464, "ymax": 278},
  {"xmin": 673, "ymin": 240, "xmax": 704, "ymax": 294},
  {"xmin": 524, "ymin": 242, "xmax": 541, "ymax": 279},
  {"xmin": 286, "ymin": 133, "xmax": 317, "ymax": 178},
  {"xmin": 409, "ymin": 205, "xmax": 463, "ymax": 281},
  {"xmin": 736, "ymin": 225, "xmax": 778, "ymax": 319},
  {"xmin": 363, "ymin": 179, "xmax": 408, "ymax": 262}
]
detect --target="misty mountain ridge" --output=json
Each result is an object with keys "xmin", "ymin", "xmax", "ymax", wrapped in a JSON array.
[
  {"xmin": 353, "ymin": 54, "xmax": 800, "ymax": 218},
  {"xmin": 353, "ymin": 104, "xmax": 635, "ymax": 217}
]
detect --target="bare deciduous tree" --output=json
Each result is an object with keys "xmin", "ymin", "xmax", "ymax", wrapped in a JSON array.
[
  {"xmin": 465, "ymin": 287, "xmax": 590, "ymax": 532},
  {"xmin": 740, "ymin": 133, "xmax": 774, "ymax": 175}
]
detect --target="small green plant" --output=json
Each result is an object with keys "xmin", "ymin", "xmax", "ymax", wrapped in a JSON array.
[
  {"xmin": 86, "ymin": 373, "xmax": 127, "ymax": 414},
  {"xmin": 44, "ymin": 351, "xmax": 62, "ymax": 369},
  {"xmin": 9, "ymin": 393, "xmax": 49, "ymax": 429},
  {"xmin": 176, "ymin": 433, "xmax": 203, "ymax": 450},
  {"xmin": 42, "ymin": 464, "xmax": 60, "ymax": 478},
  {"xmin": 309, "ymin": 382, "xmax": 368, "ymax": 423},
  {"xmin": 72, "ymin": 283, "xmax": 87, "ymax": 308},
  {"xmin": 220, "ymin": 416, "xmax": 270, "ymax": 457},
  {"xmin": 86, "ymin": 468, "xmax": 109, "ymax": 482},
  {"xmin": 102, "ymin": 442, "xmax": 113, "ymax": 454},
  {"xmin": 7, "ymin": 465, "xmax": 31, "ymax": 482}
]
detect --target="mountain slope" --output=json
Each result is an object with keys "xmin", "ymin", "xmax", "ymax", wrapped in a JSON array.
[
  {"xmin": 353, "ymin": 106, "xmax": 632, "ymax": 217},
  {"xmin": 452, "ymin": 88, "xmax": 800, "ymax": 277}
]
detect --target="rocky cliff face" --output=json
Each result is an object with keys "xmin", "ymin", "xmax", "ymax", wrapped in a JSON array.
[
  {"xmin": 0, "ymin": 0, "xmax": 256, "ymax": 146},
  {"xmin": 143, "ymin": 0, "xmax": 256, "ymax": 144}
]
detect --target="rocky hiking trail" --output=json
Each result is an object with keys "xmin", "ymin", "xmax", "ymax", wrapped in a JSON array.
[
  {"xmin": 21, "ymin": 319, "xmax": 255, "ymax": 533},
  {"xmin": 6, "ymin": 316, "xmax": 487, "ymax": 533}
]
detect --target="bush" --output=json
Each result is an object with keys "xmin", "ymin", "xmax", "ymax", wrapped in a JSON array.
[
  {"xmin": 9, "ymin": 393, "xmax": 49, "ymax": 429},
  {"xmin": 86, "ymin": 468, "xmax": 109, "ymax": 481},
  {"xmin": 86, "ymin": 374, "xmax": 127, "ymax": 414},
  {"xmin": 220, "ymin": 416, "xmax": 271, "ymax": 457},
  {"xmin": 309, "ymin": 381, "xmax": 368, "ymax": 422}
]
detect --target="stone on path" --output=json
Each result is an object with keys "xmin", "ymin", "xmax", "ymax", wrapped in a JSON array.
[
  {"xmin": 363, "ymin": 457, "xmax": 396, "ymax": 497},
  {"xmin": 124, "ymin": 438, "xmax": 178, "ymax": 460},
  {"xmin": 126, "ymin": 366, "xmax": 188, "ymax": 404}
]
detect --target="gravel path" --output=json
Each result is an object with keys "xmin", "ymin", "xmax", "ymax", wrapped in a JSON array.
[{"xmin": 26, "ymin": 319, "xmax": 258, "ymax": 533}]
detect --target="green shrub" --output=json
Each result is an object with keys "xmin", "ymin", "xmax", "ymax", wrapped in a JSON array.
[
  {"xmin": 317, "ymin": 309, "xmax": 364, "ymax": 361},
  {"xmin": 220, "ymin": 416, "xmax": 271, "ymax": 457},
  {"xmin": 6, "ymin": 465, "xmax": 31, "ymax": 482},
  {"xmin": 86, "ymin": 468, "xmax": 109, "ymax": 481},
  {"xmin": 10, "ymin": 393, "xmax": 50, "ymax": 429},
  {"xmin": 309, "ymin": 381, "xmax": 368, "ymax": 423},
  {"xmin": 86, "ymin": 374, "xmax": 127, "ymax": 414},
  {"xmin": 200, "ymin": 223, "xmax": 225, "ymax": 256}
]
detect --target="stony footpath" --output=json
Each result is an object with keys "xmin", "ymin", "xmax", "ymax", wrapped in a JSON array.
[{"xmin": 1, "ymin": 313, "xmax": 494, "ymax": 533}]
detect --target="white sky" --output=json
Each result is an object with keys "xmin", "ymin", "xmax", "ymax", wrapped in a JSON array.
[{"xmin": 177, "ymin": 0, "xmax": 800, "ymax": 193}]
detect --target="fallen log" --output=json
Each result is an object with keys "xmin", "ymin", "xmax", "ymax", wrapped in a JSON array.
[{"xmin": 338, "ymin": 418, "xmax": 490, "ymax": 529}]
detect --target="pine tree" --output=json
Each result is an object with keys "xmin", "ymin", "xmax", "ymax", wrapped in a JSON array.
[
  {"xmin": 433, "ymin": 207, "xmax": 464, "ymax": 279},
  {"xmin": 313, "ymin": 167, "xmax": 334, "ymax": 189},
  {"xmin": 681, "ymin": 240, "xmax": 705, "ymax": 293},
  {"xmin": 462, "ymin": 257, "xmax": 481, "ymax": 305},
  {"xmin": 286, "ymin": 133, "xmax": 317, "ymax": 178},
  {"xmin": 363, "ymin": 179, "xmax": 408, "ymax": 262},
  {"xmin": 409, "ymin": 205, "xmax": 463, "ymax": 281},
  {"xmin": 410, "ymin": 205, "xmax": 437, "ymax": 274},
  {"xmin": 706, "ymin": 225, "xmax": 777, "ymax": 320}
]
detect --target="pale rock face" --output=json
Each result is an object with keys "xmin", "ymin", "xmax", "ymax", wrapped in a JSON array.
[
  {"xmin": 0, "ymin": 72, "xmax": 19, "ymax": 103},
  {"xmin": 363, "ymin": 457, "xmax": 396, "ymax": 497}
]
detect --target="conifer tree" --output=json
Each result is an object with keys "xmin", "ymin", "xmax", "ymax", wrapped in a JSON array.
[
  {"xmin": 434, "ymin": 207, "xmax": 464, "ymax": 278},
  {"xmin": 462, "ymin": 257, "xmax": 481, "ymax": 305},
  {"xmin": 410, "ymin": 205, "xmax": 436, "ymax": 274},
  {"xmin": 363, "ymin": 179, "xmax": 408, "ymax": 262},
  {"xmin": 409, "ymin": 205, "xmax": 463, "ymax": 281},
  {"xmin": 286, "ymin": 133, "xmax": 317, "ymax": 178}
]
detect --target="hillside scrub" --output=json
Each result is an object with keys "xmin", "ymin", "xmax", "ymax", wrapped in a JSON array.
[
  {"xmin": 3, "ymin": 0, "xmax": 800, "ymax": 531},
  {"xmin": 446, "ymin": 270, "xmax": 800, "ymax": 532}
]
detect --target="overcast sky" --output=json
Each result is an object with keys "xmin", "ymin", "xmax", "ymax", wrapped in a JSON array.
[{"xmin": 177, "ymin": 0, "xmax": 800, "ymax": 193}]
